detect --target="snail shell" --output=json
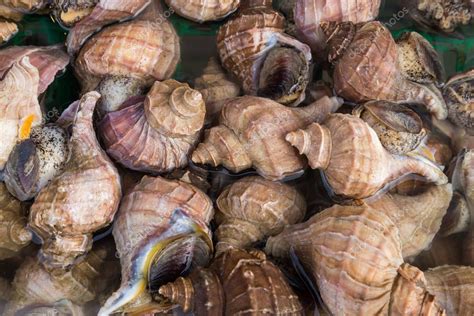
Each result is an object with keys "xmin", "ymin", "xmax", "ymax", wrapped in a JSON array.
[
  {"xmin": 0, "ymin": 183, "xmax": 31, "ymax": 260},
  {"xmin": 3, "ymin": 240, "xmax": 120, "ymax": 316},
  {"xmin": 192, "ymin": 95, "xmax": 343, "ymax": 180},
  {"xmin": 75, "ymin": 17, "xmax": 180, "ymax": 92},
  {"xmin": 29, "ymin": 92, "xmax": 122, "ymax": 269},
  {"xmin": 165, "ymin": 0, "xmax": 240, "ymax": 22},
  {"xmin": 159, "ymin": 248, "xmax": 303, "ymax": 315},
  {"xmin": 99, "ymin": 176, "xmax": 214, "ymax": 316},
  {"xmin": 0, "ymin": 4, "xmax": 23, "ymax": 21},
  {"xmin": 266, "ymin": 204, "xmax": 445, "ymax": 315},
  {"xmin": 215, "ymin": 176, "xmax": 306, "ymax": 255},
  {"xmin": 0, "ymin": 20, "xmax": 18, "ymax": 43},
  {"xmin": 286, "ymin": 113, "xmax": 448, "ymax": 199},
  {"xmin": 354, "ymin": 100, "xmax": 427, "ymax": 155},
  {"xmin": 324, "ymin": 21, "xmax": 448, "ymax": 120},
  {"xmin": 425, "ymin": 265, "xmax": 474, "ymax": 316},
  {"xmin": 4, "ymin": 125, "xmax": 69, "ymax": 201},
  {"xmin": 217, "ymin": 0, "xmax": 312, "ymax": 106},
  {"xmin": 99, "ymin": 80, "xmax": 205, "ymax": 174},
  {"xmin": 0, "ymin": 0, "xmax": 48, "ymax": 12},
  {"xmin": 52, "ymin": 0, "xmax": 98, "ymax": 28},
  {"xmin": 443, "ymin": 69, "xmax": 474, "ymax": 134}
]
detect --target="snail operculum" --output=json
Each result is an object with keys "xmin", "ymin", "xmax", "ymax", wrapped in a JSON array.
[
  {"xmin": 354, "ymin": 101, "xmax": 427, "ymax": 154},
  {"xmin": 443, "ymin": 69, "xmax": 474, "ymax": 133},
  {"xmin": 53, "ymin": 0, "xmax": 99, "ymax": 28},
  {"xmin": 97, "ymin": 75, "xmax": 147, "ymax": 115}
]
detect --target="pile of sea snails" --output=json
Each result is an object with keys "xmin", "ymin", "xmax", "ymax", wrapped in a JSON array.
[{"xmin": 0, "ymin": 0, "xmax": 473, "ymax": 315}]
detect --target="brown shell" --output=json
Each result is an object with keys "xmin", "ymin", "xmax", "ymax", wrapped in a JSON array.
[
  {"xmin": 443, "ymin": 68, "xmax": 474, "ymax": 132},
  {"xmin": 412, "ymin": 234, "xmax": 465, "ymax": 270},
  {"xmin": 265, "ymin": 204, "xmax": 445, "ymax": 315},
  {"xmin": 294, "ymin": 0, "xmax": 381, "ymax": 54},
  {"xmin": 354, "ymin": 101, "xmax": 427, "ymax": 154},
  {"xmin": 100, "ymin": 176, "xmax": 214, "ymax": 315},
  {"xmin": 368, "ymin": 183, "xmax": 453, "ymax": 259},
  {"xmin": 0, "ymin": 5, "xmax": 23, "ymax": 21},
  {"xmin": 194, "ymin": 57, "xmax": 241, "ymax": 123},
  {"xmin": 3, "ymin": 240, "xmax": 120, "ymax": 316},
  {"xmin": 75, "ymin": 18, "xmax": 180, "ymax": 92},
  {"xmin": 0, "ymin": 56, "xmax": 42, "ymax": 170},
  {"xmin": 409, "ymin": 0, "xmax": 471, "ymax": 33},
  {"xmin": 286, "ymin": 114, "xmax": 447, "ymax": 199},
  {"xmin": 29, "ymin": 92, "xmax": 122, "ymax": 269},
  {"xmin": 331, "ymin": 21, "xmax": 448, "ymax": 120},
  {"xmin": 215, "ymin": 176, "xmax": 306, "ymax": 254},
  {"xmin": 425, "ymin": 265, "xmax": 474, "ymax": 316},
  {"xmin": 1, "ymin": 0, "xmax": 48, "ymax": 12},
  {"xmin": 165, "ymin": 0, "xmax": 239, "ymax": 22},
  {"xmin": 0, "ymin": 20, "xmax": 18, "ymax": 43},
  {"xmin": 217, "ymin": 1, "xmax": 311, "ymax": 106},
  {"xmin": 192, "ymin": 95, "xmax": 342, "ymax": 180},
  {"xmin": 99, "ymin": 80, "xmax": 205, "ymax": 174},
  {"xmin": 0, "ymin": 183, "xmax": 31, "ymax": 260}
]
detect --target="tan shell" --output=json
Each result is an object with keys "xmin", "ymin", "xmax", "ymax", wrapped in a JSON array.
[
  {"xmin": 99, "ymin": 176, "xmax": 214, "ymax": 316},
  {"xmin": 354, "ymin": 100, "xmax": 427, "ymax": 155},
  {"xmin": 192, "ymin": 95, "xmax": 342, "ymax": 180},
  {"xmin": 0, "ymin": 0, "xmax": 48, "ymax": 11},
  {"xmin": 66, "ymin": 0, "xmax": 152, "ymax": 55},
  {"xmin": 0, "ymin": 4, "xmax": 23, "ymax": 21},
  {"xmin": 99, "ymin": 80, "xmax": 205, "ymax": 173},
  {"xmin": 29, "ymin": 92, "xmax": 122, "ymax": 269},
  {"xmin": 160, "ymin": 248, "xmax": 303, "ymax": 315},
  {"xmin": 194, "ymin": 57, "xmax": 241, "ymax": 123},
  {"xmin": 0, "ymin": 20, "xmax": 18, "ymax": 43},
  {"xmin": 293, "ymin": 0, "xmax": 381, "ymax": 54},
  {"xmin": 443, "ymin": 69, "xmax": 474, "ymax": 133},
  {"xmin": 3, "ymin": 240, "xmax": 120, "ymax": 316},
  {"xmin": 286, "ymin": 113, "xmax": 447, "ymax": 199},
  {"xmin": 0, "ymin": 183, "xmax": 31, "ymax": 260},
  {"xmin": 368, "ymin": 183, "xmax": 453, "ymax": 259},
  {"xmin": 215, "ymin": 176, "xmax": 306, "ymax": 255},
  {"xmin": 326, "ymin": 21, "xmax": 448, "ymax": 120},
  {"xmin": 0, "ymin": 56, "xmax": 42, "ymax": 170},
  {"xmin": 425, "ymin": 265, "xmax": 474, "ymax": 316},
  {"xmin": 217, "ymin": 0, "xmax": 312, "ymax": 106},
  {"xmin": 265, "ymin": 204, "xmax": 444, "ymax": 315},
  {"xmin": 75, "ymin": 17, "xmax": 180, "ymax": 92},
  {"xmin": 165, "ymin": 0, "xmax": 239, "ymax": 22}
]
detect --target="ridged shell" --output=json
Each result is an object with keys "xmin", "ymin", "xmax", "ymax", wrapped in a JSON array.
[
  {"xmin": 3, "ymin": 240, "xmax": 120, "ymax": 316},
  {"xmin": 293, "ymin": 0, "xmax": 381, "ymax": 54},
  {"xmin": 217, "ymin": 2, "xmax": 311, "ymax": 106},
  {"xmin": 330, "ymin": 21, "xmax": 448, "ymax": 120},
  {"xmin": 0, "ymin": 5, "xmax": 23, "ymax": 21},
  {"xmin": 425, "ymin": 265, "xmax": 474, "ymax": 316},
  {"xmin": 99, "ymin": 176, "xmax": 214, "ymax": 316},
  {"xmin": 165, "ymin": 0, "xmax": 239, "ymax": 22},
  {"xmin": 29, "ymin": 92, "xmax": 122, "ymax": 269},
  {"xmin": 443, "ymin": 68, "xmax": 474, "ymax": 133},
  {"xmin": 0, "ymin": 56, "xmax": 42, "ymax": 170},
  {"xmin": 100, "ymin": 80, "xmax": 205, "ymax": 174},
  {"xmin": 75, "ymin": 18, "xmax": 180, "ymax": 91},
  {"xmin": 0, "ymin": 0, "xmax": 48, "ymax": 12},
  {"xmin": 0, "ymin": 183, "xmax": 31, "ymax": 260},
  {"xmin": 215, "ymin": 176, "xmax": 306, "ymax": 254},
  {"xmin": 192, "ymin": 95, "xmax": 342, "ymax": 180},
  {"xmin": 265, "ymin": 204, "xmax": 444, "ymax": 315},
  {"xmin": 0, "ymin": 20, "xmax": 18, "ymax": 43},
  {"xmin": 66, "ymin": 0, "xmax": 152, "ymax": 54},
  {"xmin": 286, "ymin": 114, "xmax": 447, "ymax": 199}
]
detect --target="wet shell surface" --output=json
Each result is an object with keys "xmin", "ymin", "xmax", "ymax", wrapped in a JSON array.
[
  {"xmin": 215, "ymin": 176, "xmax": 306, "ymax": 254},
  {"xmin": 99, "ymin": 80, "xmax": 206, "ymax": 174},
  {"xmin": 28, "ymin": 92, "xmax": 122, "ymax": 269},
  {"xmin": 443, "ymin": 68, "xmax": 474, "ymax": 133},
  {"xmin": 165, "ymin": 0, "xmax": 240, "ymax": 22}
]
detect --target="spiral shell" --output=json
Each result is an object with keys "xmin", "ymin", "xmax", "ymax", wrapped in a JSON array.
[
  {"xmin": 159, "ymin": 248, "xmax": 303, "ymax": 315},
  {"xmin": 286, "ymin": 114, "xmax": 447, "ymax": 199},
  {"xmin": 0, "ymin": 20, "xmax": 18, "ymax": 43},
  {"xmin": 325, "ymin": 21, "xmax": 448, "ymax": 120},
  {"xmin": 75, "ymin": 17, "xmax": 180, "ymax": 92},
  {"xmin": 29, "ymin": 92, "xmax": 122, "ymax": 269},
  {"xmin": 443, "ymin": 69, "xmax": 474, "ymax": 133},
  {"xmin": 192, "ymin": 95, "xmax": 342, "ymax": 180},
  {"xmin": 215, "ymin": 176, "xmax": 306, "ymax": 255},
  {"xmin": 266, "ymin": 204, "xmax": 445, "ymax": 315},
  {"xmin": 99, "ymin": 80, "xmax": 205, "ymax": 174},
  {"xmin": 165, "ymin": 0, "xmax": 239, "ymax": 22},
  {"xmin": 0, "ymin": 183, "xmax": 31, "ymax": 260},
  {"xmin": 99, "ymin": 176, "xmax": 214, "ymax": 316},
  {"xmin": 217, "ymin": 1, "xmax": 311, "ymax": 106}
]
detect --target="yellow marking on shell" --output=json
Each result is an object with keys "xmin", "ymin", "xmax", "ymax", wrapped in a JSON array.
[{"xmin": 19, "ymin": 114, "xmax": 36, "ymax": 140}]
